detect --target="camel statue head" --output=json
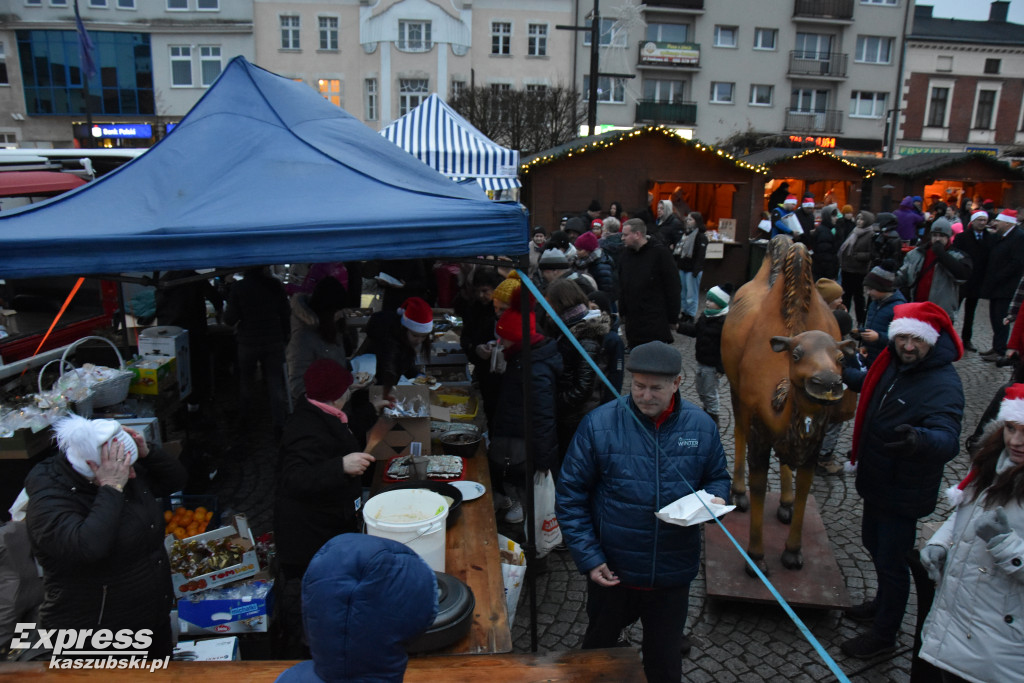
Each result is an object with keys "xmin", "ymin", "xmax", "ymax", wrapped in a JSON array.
[{"xmin": 769, "ymin": 331, "xmax": 855, "ymax": 404}]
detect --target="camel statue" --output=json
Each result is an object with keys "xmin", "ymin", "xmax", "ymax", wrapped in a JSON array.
[{"xmin": 721, "ymin": 236, "xmax": 855, "ymax": 574}]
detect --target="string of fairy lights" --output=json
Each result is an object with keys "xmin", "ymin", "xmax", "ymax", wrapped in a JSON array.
[{"xmin": 519, "ymin": 125, "xmax": 875, "ymax": 179}]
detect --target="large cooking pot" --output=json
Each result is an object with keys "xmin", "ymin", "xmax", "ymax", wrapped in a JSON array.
[
  {"xmin": 377, "ymin": 480, "xmax": 463, "ymax": 527},
  {"xmin": 405, "ymin": 571, "xmax": 475, "ymax": 653}
]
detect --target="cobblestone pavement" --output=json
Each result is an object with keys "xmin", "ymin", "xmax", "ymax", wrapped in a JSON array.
[{"xmin": 200, "ymin": 300, "xmax": 1009, "ymax": 681}]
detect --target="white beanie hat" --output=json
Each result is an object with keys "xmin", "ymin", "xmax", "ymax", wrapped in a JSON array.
[{"xmin": 54, "ymin": 415, "xmax": 138, "ymax": 478}]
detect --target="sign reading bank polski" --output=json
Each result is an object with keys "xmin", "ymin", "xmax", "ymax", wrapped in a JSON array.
[
  {"xmin": 12, "ymin": 622, "xmax": 170, "ymax": 672},
  {"xmin": 90, "ymin": 124, "xmax": 153, "ymax": 139}
]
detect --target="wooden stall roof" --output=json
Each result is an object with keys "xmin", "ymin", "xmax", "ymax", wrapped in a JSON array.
[
  {"xmin": 739, "ymin": 148, "xmax": 874, "ymax": 180},
  {"xmin": 520, "ymin": 126, "xmax": 770, "ymax": 177},
  {"xmin": 873, "ymin": 152, "xmax": 1024, "ymax": 179}
]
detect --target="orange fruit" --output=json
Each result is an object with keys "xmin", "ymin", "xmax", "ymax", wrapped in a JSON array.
[
  {"xmin": 195, "ymin": 506, "xmax": 207, "ymax": 517},
  {"xmin": 175, "ymin": 507, "xmax": 186, "ymax": 515},
  {"xmin": 173, "ymin": 528, "xmax": 186, "ymax": 540},
  {"xmin": 163, "ymin": 510, "xmax": 173, "ymax": 522}
]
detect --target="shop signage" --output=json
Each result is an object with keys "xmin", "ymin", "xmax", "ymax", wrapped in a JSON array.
[
  {"xmin": 639, "ymin": 41, "xmax": 700, "ymax": 66},
  {"xmin": 899, "ymin": 146, "xmax": 951, "ymax": 155},
  {"xmin": 77, "ymin": 124, "xmax": 153, "ymax": 139},
  {"xmin": 788, "ymin": 135, "xmax": 836, "ymax": 149},
  {"xmin": 965, "ymin": 146, "xmax": 998, "ymax": 156}
]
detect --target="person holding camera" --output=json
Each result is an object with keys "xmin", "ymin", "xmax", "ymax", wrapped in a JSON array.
[{"xmin": 894, "ymin": 218, "xmax": 972, "ymax": 324}]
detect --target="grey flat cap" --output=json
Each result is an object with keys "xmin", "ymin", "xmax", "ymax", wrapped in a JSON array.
[{"xmin": 625, "ymin": 341, "xmax": 682, "ymax": 376}]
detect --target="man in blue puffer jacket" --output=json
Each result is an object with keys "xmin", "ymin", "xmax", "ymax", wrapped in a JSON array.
[
  {"xmin": 276, "ymin": 534, "xmax": 438, "ymax": 683},
  {"xmin": 556, "ymin": 341, "xmax": 730, "ymax": 683}
]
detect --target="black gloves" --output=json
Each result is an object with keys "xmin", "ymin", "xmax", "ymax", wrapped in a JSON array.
[{"xmin": 884, "ymin": 424, "xmax": 918, "ymax": 453}]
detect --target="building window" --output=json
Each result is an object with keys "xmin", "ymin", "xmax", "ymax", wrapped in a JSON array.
[
  {"xmin": 926, "ymin": 86, "xmax": 949, "ymax": 127},
  {"xmin": 861, "ymin": 0, "xmax": 897, "ymax": 4},
  {"xmin": 0, "ymin": 133, "xmax": 17, "ymax": 147},
  {"xmin": 365, "ymin": 78, "xmax": 377, "ymax": 120},
  {"xmin": 795, "ymin": 32, "xmax": 832, "ymax": 60},
  {"xmin": 199, "ymin": 46, "xmax": 221, "ymax": 87},
  {"xmin": 714, "ymin": 26, "xmax": 738, "ymax": 48},
  {"xmin": 0, "ymin": 42, "xmax": 7, "ymax": 86},
  {"xmin": 855, "ymin": 35, "xmax": 893, "ymax": 63},
  {"xmin": 319, "ymin": 17, "xmax": 338, "ymax": 51},
  {"xmin": 526, "ymin": 83, "xmax": 548, "ymax": 97},
  {"xmin": 170, "ymin": 45, "xmax": 192, "ymax": 87},
  {"xmin": 936, "ymin": 55, "xmax": 952, "ymax": 72},
  {"xmin": 89, "ymin": 0, "xmax": 108, "ymax": 8},
  {"xmin": 318, "ymin": 79, "xmax": 340, "ymax": 107},
  {"xmin": 753, "ymin": 28, "xmax": 777, "ymax": 50},
  {"xmin": 399, "ymin": 78, "xmax": 429, "ymax": 115},
  {"xmin": 644, "ymin": 79, "xmax": 685, "ymax": 103},
  {"xmin": 25, "ymin": 0, "xmax": 42, "ymax": 5},
  {"xmin": 583, "ymin": 75, "xmax": 626, "ymax": 103},
  {"xmin": 398, "ymin": 21, "xmax": 432, "ymax": 52},
  {"xmin": 710, "ymin": 82, "xmax": 735, "ymax": 104},
  {"xmin": 167, "ymin": 0, "xmax": 187, "ymax": 10},
  {"xmin": 792, "ymin": 88, "xmax": 829, "ymax": 113},
  {"xmin": 583, "ymin": 18, "xmax": 626, "ymax": 47},
  {"xmin": 281, "ymin": 16, "xmax": 300, "ymax": 50},
  {"xmin": 528, "ymin": 24, "xmax": 547, "ymax": 56},
  {"xmin": 974, "ymin": 89, "xmax": 997, "ymax": 129},
  {"xmin": 50, "ymin": 0, "xmax": 68, "ymax": 6},
  {"xmin": 197, "ymin": 0, "xmax": 218, "ymax": 9},
  {"xmin": 451, "ymin": 79, "xmax": 465, "ymax": 98},
  {"xmin": 985, "ymin": 58, "xmax": 1001, "ymax": 74},
  {"xmin": 646, "ymin": 22, "xmax": 687, "ymax": 43},
  {"xmin": 750, "ymin": 84, "xmax": 773, "ymax": 106},
  {"xmin": 491, "ymin": 22, "xmax": 511, "ymax": 56},
  {"xmin": 117, "ymin": 0, "xmax": 134, "ymax": 7},
  {"xmin": 850, "ymin": 91, "xmax": 886, "ymax": 118}
]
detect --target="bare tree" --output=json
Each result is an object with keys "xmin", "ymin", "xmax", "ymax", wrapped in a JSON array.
[{"xmin": 449, "ymin": 86, "xmax": 584, "ymax": 155}]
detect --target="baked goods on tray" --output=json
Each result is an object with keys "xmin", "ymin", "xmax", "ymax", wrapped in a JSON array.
[{"xmin": 386, "ymin": 455, "xmax": 463, "ymax": 480}]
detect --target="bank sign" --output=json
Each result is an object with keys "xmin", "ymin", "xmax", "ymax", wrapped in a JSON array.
[
  {"xmin": 639, "ymin": 41, "xmax": 700, "ymax": 66},
  {"xmin": 89, "ymin": 124, "xmax": 153, "ymax": 139}
]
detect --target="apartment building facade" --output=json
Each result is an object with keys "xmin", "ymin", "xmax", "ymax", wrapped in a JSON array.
[
  {"xmin": 896, "ymin": 1, "xmax": 1024, "ymax": 158},
  {"xmin": 0, "ymin": 0, "xmax": 253, "ymax": 148}
]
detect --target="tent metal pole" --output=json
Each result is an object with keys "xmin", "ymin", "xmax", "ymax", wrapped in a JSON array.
[{"xmin": 518, "ymin": 253, "xmax": 538, "ymax": 653}]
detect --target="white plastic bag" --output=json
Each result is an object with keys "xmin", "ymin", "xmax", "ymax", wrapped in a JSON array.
[
  {"xmin": 781, "ymin": 212, "xmax": 803, "ymax": 236},
  {"xmin": 497, "ymin": 534, "xmax": 525, "ymax": 626},
  {"xmin": 655, "ymin": 489, "xmax": 735, "ymax": 527},
  {"xmin": 532, "ymin": 471, "xmax": 562, "ymax": 558}
]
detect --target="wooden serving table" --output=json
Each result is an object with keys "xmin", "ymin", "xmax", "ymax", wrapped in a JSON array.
[
  {"xmin": 365, "ymin": 419, "xmax": 512, "ymax": 656},
  {"xmin": 0, "ymin": 648, "xmax": 644, "ymax": 681}
]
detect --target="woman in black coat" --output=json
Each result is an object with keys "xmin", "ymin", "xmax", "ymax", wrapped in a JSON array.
[
  {"xmin": 24, "ymin": 417, "xmax": 186, "ymax": 658},
  {"xmin": 811, "ymin": 204, "xmax": 843, "ymax": 280}
]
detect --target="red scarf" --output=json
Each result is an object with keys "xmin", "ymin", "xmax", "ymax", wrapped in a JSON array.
[
  {"xmin": 850, "ymin": 348, "xmax": 891, "ymax": 465},
  {"xmin": 914, "ymin": 249, "xmax": 938, "ymax": 304},
  {"xmin": 653, "ymin": 394, "xmax": 677, "ymax": 429},
  {"xmin": 307, "ymin": 397, "xmax": 348, "ymax": 424}
]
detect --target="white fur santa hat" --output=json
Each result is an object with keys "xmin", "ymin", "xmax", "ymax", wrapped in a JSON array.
[
  {"xmin": 971, "ymin": 210, "xmax": 990, "ymax": 224},
  {"xmin": 783, "ymin": 195, "xmax": 798, "ymax": 206},
  {"xmin": 996, "ymin": 208, "xmax": 1018, "ymax": 224},
  {"xmin": 801, "ymin": 195, "xmax": 815, "ymax": 208},
  {"xmin": 399, "ymin": 297, "xmax": 433, "ymax": 334},
  {"xmin": 887, "ymin": 301, "xmax": 963, "ymax": 359},
  {"xmin": 54, "ymin": 414, "xmax": 137, "ymax": 479}
]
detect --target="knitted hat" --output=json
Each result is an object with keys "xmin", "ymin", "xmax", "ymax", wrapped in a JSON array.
[
  {"xmin": 304, "ymin": 358, "xmax": 353, "ymax": 403},
  {"xmin": 399, "ymin": 297, "xmax": 433, "ymax": 333},
  {"xmin": 625, "ymin": 341, "xmax": 682, "ymax": 376},
  {"xmin": 538, "ymin": 249, "xmax": 570, "ymax": 271},
  {"xmin": 912, "ymin": 195, "xmax": 923, "ymax": 203},
  {"xmin": 930, "ymin": 217, "xmax": 953, "ymax": 237},
  {"xmin": 54, "ymin": 415, "xmax": 137, "ymax": 479},
  {"xmin": 876, "ymin": 212, "xmax": 897, "ymax": 229},
  {"xmin": 495, "ymin": 309, "xmax": 543, "ymax": 346},
  {"xmin": 783, "ymin": 195, "xmax": 798, "ymax": 206},
  {"xmin": 863, "ymin": 265, "xmax": 896, "ymax": 293},
  {"xmin": 801, "ymin": 195, "xmax": 815, "ymax": 208},
  {"xmin": 532, "ymin": 225, "xmax": 546, "ymax": 235},
  {"xmin": 574, "ymin": 231, "xmax": 599, "ymax": 253},
  {"xmin": 564, "ymin": 217, "xmax": 585, "ymax": 235},
  {"xmin": 996, "ymin": 209, "xmax": 1018, "ymax": 224},
  {"xmin": 493, "ymin": 272, "xmax": 522, "ymax": 306},
  {"xmin": 815, "ymin": 278, "xmax": 843, "ymax": 304},
  {"xmin": 706, "ymin": 285, "xmax": 731, "ymax": 309},
  {"xmin": 971, "ymin": 210, "xmax": 990, "ymax": 224},
  {"xmin": 888, "ymin": 301, "xmax": 962, "ymax": 358},
  {"xmin": 841, "ymin": 204, "xmax": 854, "ymax": 215}
]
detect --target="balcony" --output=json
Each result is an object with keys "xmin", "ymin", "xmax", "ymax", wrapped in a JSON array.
[
  {"xmin": 785, "ymin": 109, "xmax": 843, "ymax": 134},
  {"xmin": 793, "ymin": 0, "xmax": 854, "ymax": 21},
  {"xmin": 636, "ymin": 99, "xmax": 698, "ymax": 125},
  {"xmin": 644, "ymin": 0, "xmax": 705, "ymax": 10},
  {"xmin": 638, "ymin": 41, "xmax": 701, "ymax": 69},
  {"xmin": 787, "ymin": 51, "xmax": 848, "ymax": 79}
]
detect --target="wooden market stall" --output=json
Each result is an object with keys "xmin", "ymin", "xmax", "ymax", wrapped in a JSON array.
[
  {"xmin": 868, "ymin": 152, "xmax": 1024, "ymax": 214},
  {"xmin": 520, "ymin": 126, "xmax": 767, "ymax": 288},
  {"xmin": 742, "ymin": 148, "xmax": 873, "ymax": 212}
]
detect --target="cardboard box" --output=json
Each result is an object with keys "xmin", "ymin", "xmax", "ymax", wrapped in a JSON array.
[
  {"xmin": 177, "ymin": 578, "xmax": 274, "ymax": 635},
  {"xmin": 368, "ymin": 385, "xmax": 433, "ymax": 459},
  {"xmin": 138, "ymin": 327, "xmax": 192, "ymax": 400},
  {"xmin": 117, "ymin": 416, "xmax": 161, "ymax": 445},
  {"xmin": 173, "ymin": 637, "xmax": 239, "ymax": 662},
  {"xmin": 127, "ymin": 355, "xmax": 177, "ymax": 396},
  {"xmin": 0, "ymin": 426, "xmax": 53, "ymax": 460},
  {"xmin": 165, "ymin": 515, "xmax": 259, "ymax": 597}
]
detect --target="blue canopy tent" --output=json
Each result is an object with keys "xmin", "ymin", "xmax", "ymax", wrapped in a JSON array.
[
  {"xmin": 381, "ymin": 94, "xmax": 520, "ymax": 197},
  {"xmin": 0, "ymin": 57, "xmax": 527, "ymax": 279}
]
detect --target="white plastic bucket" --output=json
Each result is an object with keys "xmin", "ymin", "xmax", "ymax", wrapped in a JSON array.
[{"xmin": 363, "ymin": 489, "xmax": 449, "ymax": 572}]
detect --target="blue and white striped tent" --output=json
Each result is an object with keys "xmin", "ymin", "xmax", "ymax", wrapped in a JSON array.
[{"xmin": 381, "ymin": 94, "xmax": 521, "ymax": 196}]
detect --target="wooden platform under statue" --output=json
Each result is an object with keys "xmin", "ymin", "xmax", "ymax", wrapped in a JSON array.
[{"xmin": 705, "ymin": 492, "xmax": 850, "ymax": 609}]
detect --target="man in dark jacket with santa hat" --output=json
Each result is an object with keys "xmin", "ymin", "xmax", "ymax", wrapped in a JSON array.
[{"xmin": 839, "ymin": 301, "xmax": 964, "ymax": 659}]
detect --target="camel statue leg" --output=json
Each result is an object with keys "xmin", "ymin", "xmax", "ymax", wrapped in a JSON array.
[
  {"xmin": 744, "ymin": 446, "xmax": 771, "ymax": 577},
  {"xmin": 780, "ymin": 463, "xmax": 815, "ymax": 570},
  {"xmin": 731, "ymin": 403, "xmax": 750, "ymax": 512},
  {"xmin": 777, "ymin": 463, "xmax": 794, "ymax": 524}
]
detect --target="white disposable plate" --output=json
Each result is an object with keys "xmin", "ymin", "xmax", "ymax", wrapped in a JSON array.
[{"xmin": 452, "ymin": 480, "xmax": 485, "ymax": 501}]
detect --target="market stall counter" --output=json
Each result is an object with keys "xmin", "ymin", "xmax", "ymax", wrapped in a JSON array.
[{"xmin": 365, "ymin": 417, "xmax": 512, "ymax": 656}]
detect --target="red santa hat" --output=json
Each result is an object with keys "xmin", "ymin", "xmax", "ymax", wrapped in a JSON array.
[
  {"xmin": 971, "ymin": 210, "xmax": 990, "ymax": 224},
  {"xmin": 887, "ymin": 301, "xmax": 963, "ymax": 358},
  {"xmin": 996, "ymin": 209, "xmax": 1018, "ymax": 224},
  {"xmin": 783, "ymin": 195, "xmax": 798, "ymax": 206},
  {"xmin": 801, "ymin": 195, "xmax": 815, "ymax": 208},
  {"xmin": 947, "ymin": 383, "xmax": 1024, "ymax": 505},
  {"xmin": 399, "ymin": 297, "xmax": 433, "ymax": 334}
]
